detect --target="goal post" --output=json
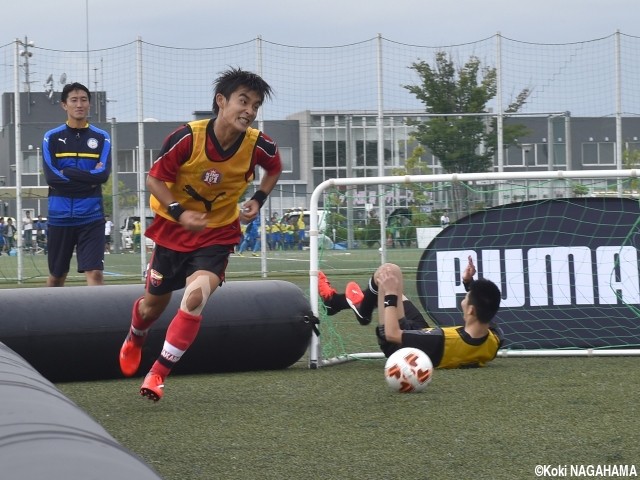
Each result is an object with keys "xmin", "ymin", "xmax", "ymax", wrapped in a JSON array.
[{"xmin": 308, "ymin": 169, "xmax": 640, "ymax": 368}]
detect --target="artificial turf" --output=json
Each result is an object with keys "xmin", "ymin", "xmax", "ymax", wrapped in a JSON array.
[
  {"xmin": 5, "ymin": 249, "xmax": 638, "ymax": 478},
  {"xmin": 58, "ymin": 355, "xmax": 640, "ymax": 480}
]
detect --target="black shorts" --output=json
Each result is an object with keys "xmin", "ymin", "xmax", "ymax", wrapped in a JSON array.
[
  {"xmin": 399, "ymin": 300, "xmax": 430, "ymax": 330},
  {"xmin": 47, "ymin": 220, "xmax": 105, "ymax": 276},
  {"xmin": 146, "ymin": 244, "xmax": 234, "ymax": 295},
  {"xmin": 377, "ymin": 299, "xmax": 431, "ymax": 358}
]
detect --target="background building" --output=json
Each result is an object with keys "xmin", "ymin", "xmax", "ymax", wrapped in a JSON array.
[{"xmin": 1, "ymin": 90, "xmax": 639, "ymax": 232}]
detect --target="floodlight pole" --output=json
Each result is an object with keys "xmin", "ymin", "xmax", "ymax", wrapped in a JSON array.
[
  {"xmin": 136, "ymin": 37, "xmax": 147, "ymax": 277},
  {"xmin": 376, "ymin": 34, "xmax": 386, "ymax": 265},
  {"xmin": 14, "ymin": 39, "xmax": 24, "ymax": 283},
  {"xmin": 85, "ymin": 0, "xmax": 90, "ymax": 86}
]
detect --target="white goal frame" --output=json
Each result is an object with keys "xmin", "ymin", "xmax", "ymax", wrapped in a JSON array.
[{"xmin": 307, "ymin": 169, "xmax": 640, "ymax": 368}]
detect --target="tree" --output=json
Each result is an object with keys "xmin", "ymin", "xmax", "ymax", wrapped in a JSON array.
[
  {"xmin": 404, "ymin": 51, "xmax": 530, "ymax": 218},
  {"xmin": 622, "ymin": 148, "xmax": 640, "ymax": 193},
  {"xmin": 571, "ymin": 183, "xmax": 589, "ymax": 197},
  {"xmin": 390, "ymin": 143, "xmax": 432, "ymax": 227}
]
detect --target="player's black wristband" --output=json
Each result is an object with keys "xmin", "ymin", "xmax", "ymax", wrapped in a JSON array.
[
  {"xmin": 167, "ymin": 202, "xmax": 185, "ymax": 222},
  {"xmin": 250, "ymin": 190, "xmax": 268, "ymax": 208},
  {"xmin": 384, "ymin": 295, "xmax": 398, "ymax": 308}
]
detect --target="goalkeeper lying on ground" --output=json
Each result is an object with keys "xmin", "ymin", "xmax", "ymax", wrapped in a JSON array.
[{"xmin": 318, "ymin": 257, "xmax": 504, "ymax": 368}]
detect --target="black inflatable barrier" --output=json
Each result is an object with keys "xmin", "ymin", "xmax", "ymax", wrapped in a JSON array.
[
  {"xmin": 0, "ymin": 280, "xmax": 314, "ymax": 382},
  {"xmin": 0, "ymin": 342, "xmax": 162, "ymax": 479}
]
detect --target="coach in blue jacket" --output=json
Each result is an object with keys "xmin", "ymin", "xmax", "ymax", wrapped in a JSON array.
[{"xmin": 42, "ymin": 82, "xmax": 111, "ymax": 287}]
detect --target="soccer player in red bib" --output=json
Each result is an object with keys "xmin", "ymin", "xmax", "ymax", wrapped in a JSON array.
[{"xmin": 119, "ymin": 68, "xmax": 282, "ymax": 401}]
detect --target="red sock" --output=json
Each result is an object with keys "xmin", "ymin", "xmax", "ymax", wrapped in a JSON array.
[
  {"xmin": 129, "ymin": 296, "xmax": 155, "ymax": 347},
  {"xmin": 150, "ymin": 309, "xmax": 202, "ymax": 379}
]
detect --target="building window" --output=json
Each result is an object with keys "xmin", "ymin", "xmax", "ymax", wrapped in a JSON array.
[
  {"xmin": 118, "ymin": 150, "xmax": 136, "ymax": 173},
  {"xmin": 582, "ymin": 142, "xmax": 615, "ymax": 166},
  {"xmin": 144, "ymin": 149, "xmax": 156, "ymax": 172},
  {"xmin": 324, "ymin": 141, "xmax": 337, "ymax": 167},
  {"xmin": 535, "ymin": 144, "xmax": 549, "ymax": 166},
  {"xmin": 22, "ymin": 151, "xmax": 40, "ymax": 174},
  {"xmin": 553, "ymin": 143, "xmax": 566, "ymax": 166},
  {"xmin": 312, "ymin": 141, "xmax": 324, "ymax": 169},
  {"xmin": 279, "ymin": 147, "xmax": 293, "ymax": 173},
  {"xmin": 505, "ymin": 147, "xmax": 522, "ymax": 167},
  {"xmin": 355, "ymin": 140, "xmax": 378, "ymax": 167},
  {"xmin": 598, "ymin": 142, "xmax": 615, "ymax": 165},
  {"xmin": 116, "ymin": 149, "xmax": 155, "ymax": 173}
]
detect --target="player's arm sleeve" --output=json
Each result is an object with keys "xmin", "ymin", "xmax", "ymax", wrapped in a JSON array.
[
  {"xmin": 148, "ymin": 125, "xmax": 192, "ymax": 182},
  {"xmin": 400, "ymin": 300, "xmax": 430, "ymax": 329},
  {"xmin": 250, "ymin": 134, "xmax": 282, "ymax": 202},
  {"xmin": 256, "ymin": 133, "xmax": 282, "ymax": 177},
  {"xmin": 63, "ymin": 137, "xmax": 111, "ymax": 185},
  {"xmin": 42, "ymin": 141, "xmax": 93, "ymax": 195},
  {"xmin": 42, "ymin": 134, "xmax": 70, "ymax": 188}
]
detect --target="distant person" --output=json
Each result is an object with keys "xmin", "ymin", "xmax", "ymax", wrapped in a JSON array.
[
  {"xmin": 270, "ymin": 218, "xmax": 283, "ymax": 251},
  {"xmin": 283, "ymin": 218, "xmax": 295, "ymax": 250},
  {"xmin": 34, "ymin": 215, "xmax": 48, "ymax": 255},
  {"xmin": 252, "ymin": 214, "xmax": 263, "ymax": 256},
  {"xmin": 440, "ymin": 213, "xmax": 450, "ymax": 227},
  {"xmin": 104, "ymin": 215, "xmax": 114, "ymax": 253},
  {"xmin": 4, "ymin": 218, "xmax": 17, "ymax": 253},
  {"xmin": 119, "ymin": 68, "xmax": 282, "ymax": 401},
  {"xmin": 0, "ymin": 217, "xmax": 5, "ymax": 254},
  {"xmin": 237, "ymin": 216, "xmax": 261, "ymax": 256},
  {"xmin": 132, "ymin": 219, "xmax": 141, "ymax": 252},
  {"xmin": 42, "ymin": 82, "xmax": 111, "ymax": 286},
  {"xmin": 295, "ymin": 211, "xmax": 305, "ymax": 250},
  {"xmin": 319, "ymin": 257, "xmax": 504, "ymax": 368},
  {"xmin": 23, "ymin": 211, "xmax": 34, "ymax": 253}
]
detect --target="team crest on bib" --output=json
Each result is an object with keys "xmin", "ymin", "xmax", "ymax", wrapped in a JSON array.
[
  {"xmin": 87, "ymin": 138, "xmax": 99, "ymax": 149},
  {"xmin": 202, "ymin": 168, "xmax": 222, "ymax": 186},
  {"xmin": 149, "ymin": 269, "xmax": 163, "ymax": 287}
]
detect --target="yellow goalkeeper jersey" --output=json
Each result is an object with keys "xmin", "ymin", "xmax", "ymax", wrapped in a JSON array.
[{"xmin": 438, "ymin": 326, "xmax": 501, "ymax": 369}]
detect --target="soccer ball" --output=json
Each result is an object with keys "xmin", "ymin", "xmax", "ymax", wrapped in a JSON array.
[{"xmin": 384, "ymin": 347, "xmax": 433, "ymax": 393}]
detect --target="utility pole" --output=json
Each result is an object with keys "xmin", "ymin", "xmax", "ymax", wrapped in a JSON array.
[
  {"xmin": 19, "ymin": 36, "xmax": 34, "ymax": 115},
  {"xmin": 93, "ymin": 66, "xmax": 100, "ymax": 119}
]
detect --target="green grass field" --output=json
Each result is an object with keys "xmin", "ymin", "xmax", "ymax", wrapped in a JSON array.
[
  {"xmin": 57, "ymin": 356, "xmax": 640, "ymax": 480},
  {"xmin": 3, "ymin": 249, "xmax": 639, "ymax": 479},
  {"xmin": 0, "ymin": 247, "xmax": 421, "ymax": 289}
]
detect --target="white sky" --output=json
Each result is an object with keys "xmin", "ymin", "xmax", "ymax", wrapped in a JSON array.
[{"xmin": 2, "ymin": 0, "xmax": 639, "ymax": 49}]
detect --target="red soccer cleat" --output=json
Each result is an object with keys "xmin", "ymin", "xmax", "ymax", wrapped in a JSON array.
[
  {"xmin": 119, "ymin": 334, "xmax": 142, "ymax": 377},
  {"xmin": 318, "ymin": 271, "xmax": 337, "ymax": 301},
  {"xmin": 345, "ymin": 281, "xmax": 364, "ymax": 306},
  {"xmin": 345, "ymin": 281, "xmax": 370, "ymax": 325},
  {"xmin": 140, "ymin": 372, "xmax": 165, "ymax": 402}
]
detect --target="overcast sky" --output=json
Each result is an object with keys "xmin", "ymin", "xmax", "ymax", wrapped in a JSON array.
[{"xmin": 2, "ymin": 0, "xmax": 639, "ymax": 49}]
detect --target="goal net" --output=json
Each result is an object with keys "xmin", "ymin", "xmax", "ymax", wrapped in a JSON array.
[{"xmin": 309, "ymin": 170, "xmax": 640, "ymax": 367}]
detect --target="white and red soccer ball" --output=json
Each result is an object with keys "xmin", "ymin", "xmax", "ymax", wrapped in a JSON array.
[{"xmin": 384, "ymin": 347, "xmax": 433, "ymax": 393}]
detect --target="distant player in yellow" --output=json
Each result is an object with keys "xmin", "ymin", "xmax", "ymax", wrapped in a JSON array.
[
  {"xmin": 132, "ymin": 220, "xmax": 141, "ymax": 252},
  {"xmin": 319, "ymin": 256, "xmax": 503, "ymax": 368},
  {"xmin": 295, "ymin": 211, "xmax": 305, "ymax": 250}
]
